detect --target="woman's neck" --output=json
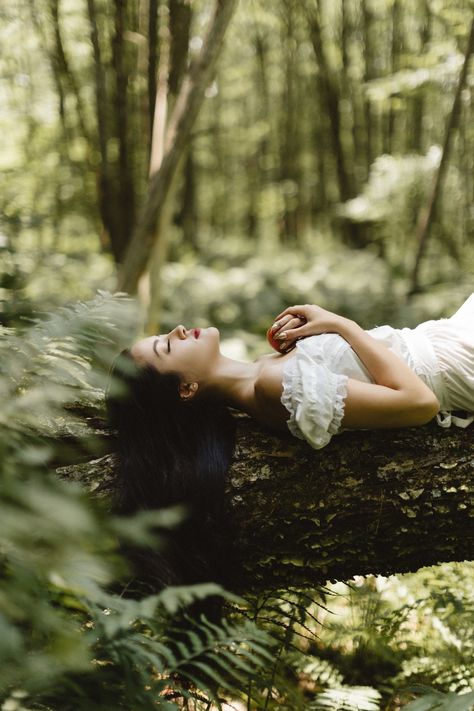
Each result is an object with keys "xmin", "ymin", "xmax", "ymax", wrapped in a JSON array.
[{"xmin": 204, "ymin": 355, "xmax": 263, "ymax": 417}]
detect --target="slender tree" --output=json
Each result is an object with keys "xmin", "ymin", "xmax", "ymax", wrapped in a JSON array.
[
  {"xmin": 410, "ymin": 0, "xmax": 432, "ymax": 153},
  {"xmin": 409, "ymin": 17, "xmax": 474, "ymax": 295},
  {"xmin": 147, "ymin": 0, "xmax": 160, "ymax": 145},
  {"xmin": 86, "ymin": 0, "xmax": 118, "ymax": 260},
  {"xmin": 278, "ymin": 1, "xmax": 301, "ymax": 243},
  {"xmin": 387, "ymin": 0, "xmax": 402, "ymax": 154},
  {"xmin": 111, "ymin": 0, "xmax": 137, "ymax": 263},
  {"xmin": 300, "ymin": 0, "xmax": 364, "ymax": 246}
]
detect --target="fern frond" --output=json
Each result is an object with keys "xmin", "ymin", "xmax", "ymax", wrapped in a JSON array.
[{"xmin": 310, "ymin": 685, "xmax": 381, "ymax": 711}]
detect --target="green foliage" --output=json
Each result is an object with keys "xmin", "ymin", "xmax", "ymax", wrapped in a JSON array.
[
  {"xmin": 337, "ymin": 148, "xmax": 467, "ymax": 276},
  {"xmin": 0, "ymin": 294, "xmax": 280, "ymax": 710},
  {"xmin": 225, "ymin": 573, "xmax": 474, "ymax": 709},
  {"xmin": 338, "ymin": 150, "xmax": 440, "ymax": 228},
  {"xmin": 292, "ymin": 652, "xmax": 383, "ymax": 711},
  {"xmin": 403, "ymin": 687, "xmax": 474, "ymax": 711},
  {"xmin": 298, "ymin": 571, "xmax": 474, "ymax": 706}
]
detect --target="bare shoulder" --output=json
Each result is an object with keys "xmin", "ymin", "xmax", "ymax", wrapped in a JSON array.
[
  {"xmin": 253, "ymin": 359, "xmax": 292, "ymax": 432},
  {"xmin": 254, "ymin": 352, "xmax": 279, "ymax": 363}
]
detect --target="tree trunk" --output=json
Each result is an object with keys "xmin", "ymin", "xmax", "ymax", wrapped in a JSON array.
[
  {"xmin": 111, "ymin": 0, "xmax": 137, "ymax": 264},
  {"xmin": 278, "ymin": 2, "xmax": 300, "ymax": 245},
  {"xmin": 59, "ymin": 413, "xmax": 474, "ymax": 594},
  {"xmin": 387, "ymin": 0, "xmax": 402, "ymax": 154},
  {"xmin": 168, "ymin": 0, "xmax": 193, "ymax": 98},
  {"xmin": 86, "ymin": 0, "xmax": 118, "ymax": 260},
  {"xmin": 301, "ymin": 0, "xmax": 363, "ymax": 247},
  {"xmin": 117, "ymin": 0, "xmax": 239, "ymax": 294},
  {"xmin": 46, "ymin": 0, "xmax": 91, "ymax": 142},
  {"xmin": 147, "ymin": 0, "xmax": 160, "ymax": 146},
  {"xmin": 361, "ymin": 0, "xmax": 374, "ymax": 174},
  {"xmin": 302, "ymin": 0, "xmax": 352, "ymax": 204},
  {"xmin": 177, "ymin": 148, "xmax": 198, "ymax": 249},
  {"xmin": 410, "ymin": 0, "xmax": 431, "ymax": 153}
]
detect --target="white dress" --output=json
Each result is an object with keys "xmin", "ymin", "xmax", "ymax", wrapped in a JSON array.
[{"xmin": 280, "ymin": 293, "xmax": 474, "ymax": 450}]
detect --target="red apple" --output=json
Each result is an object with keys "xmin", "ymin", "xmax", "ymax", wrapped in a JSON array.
[{"xmin": 266, "ymin": 325, "xmax": 284, "ymax": 352}]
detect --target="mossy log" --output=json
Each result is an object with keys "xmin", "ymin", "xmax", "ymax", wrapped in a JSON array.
[{"xmin": 58, "ymin": 412, "xmax": 474, "ymax": 592}]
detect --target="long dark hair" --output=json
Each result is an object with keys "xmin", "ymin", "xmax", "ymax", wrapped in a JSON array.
[{"xmin": 105, "ymin": 349, "xmax": 237, "ymax": 602}]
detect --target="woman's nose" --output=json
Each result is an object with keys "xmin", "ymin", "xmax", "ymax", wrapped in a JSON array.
[{"xmin": 171, "ymin": 324, "xmax": 187, "ymax": 339}]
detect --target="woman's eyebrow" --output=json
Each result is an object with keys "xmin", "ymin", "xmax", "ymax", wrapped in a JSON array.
[{"xmin": 152, "ymin": 338, "xmax": 162, "ymax": 359}]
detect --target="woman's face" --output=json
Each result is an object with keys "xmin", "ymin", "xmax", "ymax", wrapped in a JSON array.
[{"xmin": 131, "ymin": 325, "xmax": 221, "ymax": 385}]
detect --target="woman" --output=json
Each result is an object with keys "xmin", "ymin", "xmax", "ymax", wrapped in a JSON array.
[{"xmin": 106, "ymin": 294, "xmax": 473, "ymax": 590}]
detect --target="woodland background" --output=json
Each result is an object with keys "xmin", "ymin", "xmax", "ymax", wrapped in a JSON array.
[{"xmin": 0, "ymin": 0, "xmax": 473, "ymax": 709}]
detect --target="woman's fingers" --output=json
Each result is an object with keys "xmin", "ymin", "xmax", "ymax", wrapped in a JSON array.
[
  {"xmin": 271, "ymin": 317, "xmax": 304, "ymax": 343},
  {"xmin": 277, "ymin": 322, "xmax": 311, "ymax": 350},
  {"xmin": 271, "ymin": 313, "xmax": 306, "ymax": 333},
  {"xmin": 270, "ymin": 306, "xmax": 312, "ymax": 351},
  {"xmin": 278, "ymin": 325, "xmax": 309, "ymax": 341},
  {"xmin": 274, "ymin": 304, "xmax": 308, "ymax": 322},
  {"xmin": 271, "ymin": 314, "xmax": 298, "ymax": 331}
]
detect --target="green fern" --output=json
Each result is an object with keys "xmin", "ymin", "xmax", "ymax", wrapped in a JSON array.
[
  {"xmin": 0, "ymin": 294, "xmax": 279, "ymax": 710},
  {"xmin": 309, "ymin": 685, "xmax": 381, "ymax": 711},
  {"xmin": 290, "ymin": 653, "xmax": 344, "ymax": 689}
]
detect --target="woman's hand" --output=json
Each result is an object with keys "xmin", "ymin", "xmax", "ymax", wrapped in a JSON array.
[{"xmin": 270, "ymin": 304, "xmax": 345, "ymax": 351}]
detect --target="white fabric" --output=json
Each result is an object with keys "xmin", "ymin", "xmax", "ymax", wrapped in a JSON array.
[
  {"xmin": 280, "ymin": 343, "xmax": 348, "ymax": 449},
  {"xmin": 281, "ymin": 293, "xmax": 474, "ymax": 450}
]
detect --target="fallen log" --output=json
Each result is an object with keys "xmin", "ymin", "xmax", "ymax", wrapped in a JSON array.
[{"xmin": 58, "ymin": 412, "xmax": 474, "ymax": 592}]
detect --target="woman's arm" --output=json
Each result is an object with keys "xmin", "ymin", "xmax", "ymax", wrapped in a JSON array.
[{"xmin": 271, "ymin": 304, "xmax": 440, "ymax": 429}]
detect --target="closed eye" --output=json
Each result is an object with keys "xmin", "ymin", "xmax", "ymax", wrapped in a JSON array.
[{"xmin": 152, "ymin": 337, "xmax": 169, "ymax": 359}]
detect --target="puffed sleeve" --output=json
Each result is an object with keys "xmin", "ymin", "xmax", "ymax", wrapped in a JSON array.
[{"xmin": 280, "ymin": 346, "xmax": 348, "ymax": 450}]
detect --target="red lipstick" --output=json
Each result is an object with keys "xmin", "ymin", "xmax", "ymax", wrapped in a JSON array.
[{"xmin": 194, "ymin": 328, "xmax": 201, "ymax": 339}]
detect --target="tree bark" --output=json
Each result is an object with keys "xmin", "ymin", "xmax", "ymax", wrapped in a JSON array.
[
  {"xmin": 59, "ymin": 413, "xmax": 474, "ymax": 594},
  {"xmin": 117, "ymin": 0, "xmax": 239, "ymax": 294},
  {"xmin": 168, "ymin": 0, "xmax": 193, "ymax": 98}
]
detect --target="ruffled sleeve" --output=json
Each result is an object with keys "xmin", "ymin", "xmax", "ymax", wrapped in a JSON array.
[{"xmin": 281, "ymin": 345, "xmax": 348, "ymax": 450}]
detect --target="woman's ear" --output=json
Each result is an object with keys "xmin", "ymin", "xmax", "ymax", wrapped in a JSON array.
[{"xmin": 178, "ymin": 381, "xmax": 199, "ymax": 402}]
